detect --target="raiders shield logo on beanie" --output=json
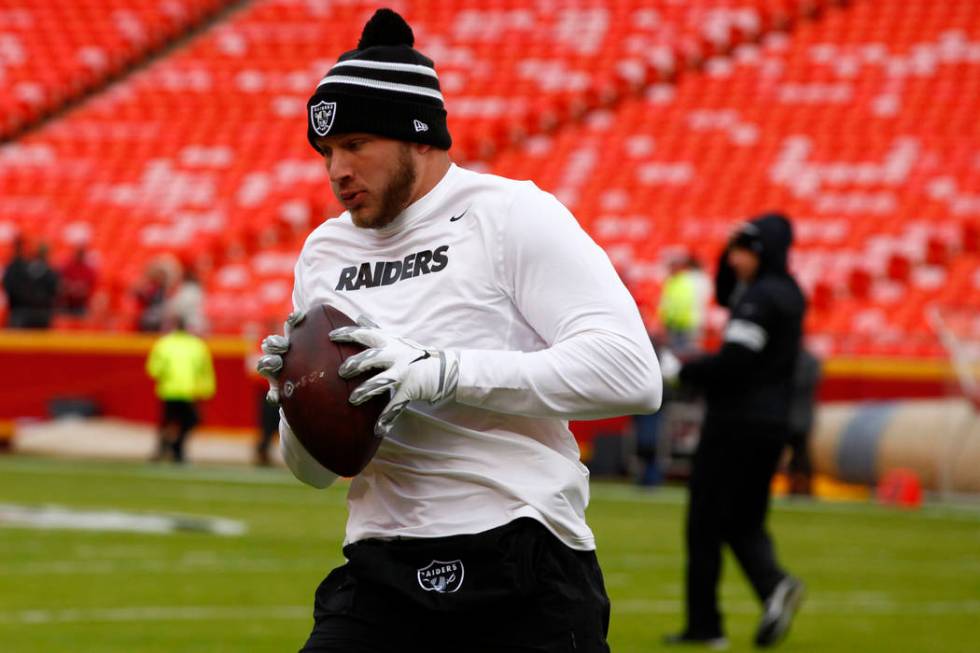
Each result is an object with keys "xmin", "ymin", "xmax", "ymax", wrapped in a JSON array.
[
  {"xmin": 310, "ymin": 101, "xmax": 336, "ymax": 137},
  {"xmin": 306, "ymin": 8, "xmax": 452, "ymax": 152}
]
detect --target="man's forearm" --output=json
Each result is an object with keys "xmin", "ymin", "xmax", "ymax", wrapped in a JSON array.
[{"xmin": 456, "ymin": 329, "xmax": 662, "ymax": 420}]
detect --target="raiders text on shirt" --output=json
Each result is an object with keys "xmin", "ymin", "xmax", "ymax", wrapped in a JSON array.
[{"xmin": 335, "ymin": 245, "xmax": 449, "ymax": 291}]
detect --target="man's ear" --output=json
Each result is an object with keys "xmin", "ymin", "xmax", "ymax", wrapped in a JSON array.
[{"xmin": 413, "ymin": 143, "xmax": 433, "ymax": 154}]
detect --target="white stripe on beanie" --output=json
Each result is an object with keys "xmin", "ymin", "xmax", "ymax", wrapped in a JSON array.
[
  {"xmin": 316, "ymin": 75, "xmax": 444, "ymax": 102},
  {"xmin": 329, "ymin": 59, "xmax": 438, "ymax": 78}
]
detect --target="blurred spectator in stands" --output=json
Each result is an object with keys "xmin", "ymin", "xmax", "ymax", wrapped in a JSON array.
[
  {"xmin": 787, "ymin": 348, "xmax": 821, "ymax": 496},
  {"xmin": 167, "ymin": 267, "xmax": 207, "ymax": 334},
  {"xmin": 59, "ymin": 246, "xmax": 98, "ymax": 316},
  {"xmin": 29, "ymin": 243, "xmax": 60, "ymax": 328},
  {"xmin": 658, "ymin": 254, "xmax": 707, "ymax": 353},
  {"xmin": 134, "ymin": 262, "xmax": 169, "ymax": 331},
  {"xmin": 666, "ymin": 214, "xmax": 806, "ymax": 648},
  {"xmin": 2, "ymin": 236, "xmax": 31, "ymax": 327},
  {"xmin": 146, "ymin": 316, "xmax": 216, "ymax": 463},
  {"xmin": 6, "ymin": 241, "xmax": 60, "ymax": 329}
]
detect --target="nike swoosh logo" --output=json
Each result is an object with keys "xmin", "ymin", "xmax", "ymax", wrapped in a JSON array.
[
  {"xmin": 410, "ymin": 351, "xmax": 432, "ymax": 365},
  {"xmin": 449, "ymin": 208, "xmax": 469, "ymax": 222}
]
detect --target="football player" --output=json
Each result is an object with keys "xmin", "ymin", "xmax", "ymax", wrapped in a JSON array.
[{"xmin": 258, "ymin": 9, "xmax": 662, "ymax": 652}]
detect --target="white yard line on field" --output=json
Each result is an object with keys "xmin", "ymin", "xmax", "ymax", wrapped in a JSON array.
[
  {"xmin": 589, "ymin": 484, "xmax": 980, "ymax": 520},
  {"xmin": 0, "ymin": 557, "xmax": 328, "ymax": 575},
  {"xmin": 0, "ymin": 458, "xmax": 302, "ymax": 487},
  {"xmin": 0, "ymin": 504, "xmax": 246, "ymax": 536},
  {"xmin": 0, "ymin": 605, "xmax": 309, "ymax": 625},
  {"xmin": 614, "ymin": 598, "xmax": 980, "ymax": 616},
  {"xmin": 3, "ymin": 598, "xmax": 978, "ymax": 625},
  {"xmin": 601, "ymin": 552, "xmax": 979, "ymax": 578}
]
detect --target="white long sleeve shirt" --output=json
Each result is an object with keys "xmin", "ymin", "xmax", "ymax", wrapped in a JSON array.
[{"xmin": 282, "ymin": 163, "xmax": 661, "ymax": 551}]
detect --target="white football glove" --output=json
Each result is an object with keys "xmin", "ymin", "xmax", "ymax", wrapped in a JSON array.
[
  {"xmin": 329, "ymin": 316, "xmax": 459, "ymax": 437},
  {"xmin": 255, "ymin": 310, "xmax": 307, "ymax": 405}
]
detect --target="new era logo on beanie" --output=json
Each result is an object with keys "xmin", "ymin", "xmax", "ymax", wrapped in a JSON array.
[{"xmin": 306, "ymin": 9, "xmax": 451, "ymax": 153}]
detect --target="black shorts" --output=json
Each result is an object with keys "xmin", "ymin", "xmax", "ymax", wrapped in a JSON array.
[
  {"xmin": 300, "ymin": 518, "xmax": 610, "ymax": 653},
  {"xmin": 160, "ymin": 400, "xmax": 198, "ymax": 432}
]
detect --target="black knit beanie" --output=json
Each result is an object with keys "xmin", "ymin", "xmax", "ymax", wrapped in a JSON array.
[
  {"xmin": 730, "ymin": 221, "xmax": 765, "ymax": 255},
  {"xmin": 306, "ymin": 8, "xmax": 451, "ymax": 153}
]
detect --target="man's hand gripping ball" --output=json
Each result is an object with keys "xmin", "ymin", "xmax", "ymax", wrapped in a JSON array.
[
  {"xmin": 255, "ymin": 310, "xmax": 307, "ymax": 405},
  {"xmin": 329, "ymin": 316, "xmax": 459, "ymax": 437}
]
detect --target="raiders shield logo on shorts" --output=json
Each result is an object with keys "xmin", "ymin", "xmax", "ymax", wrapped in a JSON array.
[
  {"xmin": 417, "ymin": 559, "xmax": 464, "ymax": 593},
  {"xmin": 310, "ymin": 100, "xmax": 337, "ymax": 137}
]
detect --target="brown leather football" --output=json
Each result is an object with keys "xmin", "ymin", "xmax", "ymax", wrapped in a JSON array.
[{"xmin": 278, "ymin": 304, "xmax": 386, "ymax": 477}]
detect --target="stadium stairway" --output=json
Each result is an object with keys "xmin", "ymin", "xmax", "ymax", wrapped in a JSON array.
[{"xmin": 0, "ymin": 0, "xmax": 250, "ymax": 142}]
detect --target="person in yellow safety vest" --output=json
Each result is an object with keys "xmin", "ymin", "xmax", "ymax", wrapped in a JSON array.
[
  {"xmin": 658, "ymin": 256, "xmax": 706, "ymax": 353},
  {"xmin": 146, "ymin": 316, "xmax": 216, "ymax": 463}
]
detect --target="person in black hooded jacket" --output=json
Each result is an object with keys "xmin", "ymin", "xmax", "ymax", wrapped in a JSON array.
[{"xmin": 666, "ymin": 213, "xmax": 806, "ymax": 649}]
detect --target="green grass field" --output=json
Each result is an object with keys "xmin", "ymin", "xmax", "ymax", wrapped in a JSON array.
[{"xmin": 1, "ymin": 456, "xmax": 977, "ymax": 652}]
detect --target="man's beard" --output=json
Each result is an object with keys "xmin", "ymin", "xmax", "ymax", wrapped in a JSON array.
[{"xmin": 354, "ymin": 144, "xmax": 417, "ymax": 230}]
